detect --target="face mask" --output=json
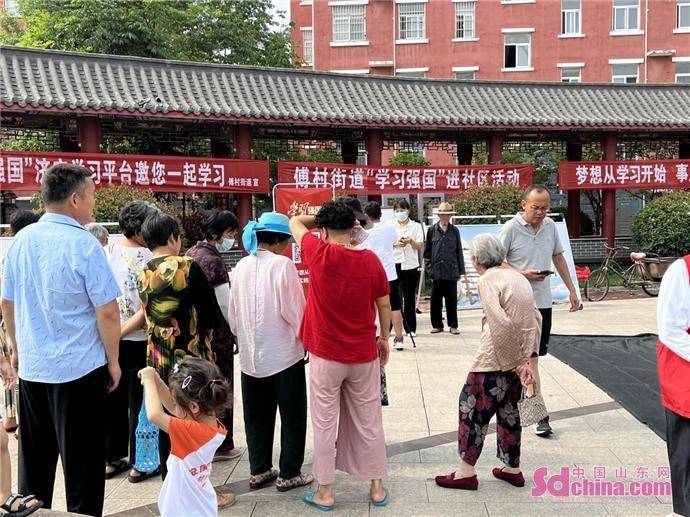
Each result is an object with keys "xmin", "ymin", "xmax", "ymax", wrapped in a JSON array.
[
  {"xmin": 396, "ymin": 210, "xmax": 409, "ymax": 222},
  {"xmin": 216, "ymin": 238, "xmax": 235, "ymax": 252}
]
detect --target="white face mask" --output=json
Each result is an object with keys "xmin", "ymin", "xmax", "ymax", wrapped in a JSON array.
[
  {"xmin": 216, "ymin": 238, "xmax": 235, "ymax": 252},
  {"xmin": 395, "ymin": 210, "xmax": 409, "ymax": 222}
]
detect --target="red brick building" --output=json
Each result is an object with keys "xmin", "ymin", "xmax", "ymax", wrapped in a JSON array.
[
  {"xmin": 292, "ymin": 0, "xmax": 690, "ymax": 83},
  {"xmin": 292, "ymin": 0, "xmax": 690, "ymax": 166}
]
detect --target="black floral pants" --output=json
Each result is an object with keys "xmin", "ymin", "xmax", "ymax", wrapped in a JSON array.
[{"xmin": 458, "ymin": 370, "xmax": 522, "ymax": 468}]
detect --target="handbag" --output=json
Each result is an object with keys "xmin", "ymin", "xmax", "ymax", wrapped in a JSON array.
[
  {"xmin": 134, "ymin": 404, "xmax": 160, "ymax": 473},
  {"xmin": 517, "ymin": 384, "xmax": 548, "ymax": 427}
]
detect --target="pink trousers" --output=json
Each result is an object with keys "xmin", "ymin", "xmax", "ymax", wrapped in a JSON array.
[{"xmin": 309, "ymin": 354, "xmax": 388, "ymax": 485}]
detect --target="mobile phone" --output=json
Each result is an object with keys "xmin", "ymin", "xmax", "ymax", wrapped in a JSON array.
[
  {"xmin": 538, "ymin": 270, "xmax": 554, "ymax": 276},
  {"xmin": 352, "ymin": 227, "xmax": 369, "ymax": 246}
]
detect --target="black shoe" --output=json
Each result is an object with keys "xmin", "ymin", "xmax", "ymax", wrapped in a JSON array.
[{"xmin": 533, "ymin": 416, "xmax": 553, "ymax": 437}]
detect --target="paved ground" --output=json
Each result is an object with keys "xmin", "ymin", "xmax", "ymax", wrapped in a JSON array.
[{"xmin": 19, "ymin": 297, "xmax": 671, "ymax": 516}]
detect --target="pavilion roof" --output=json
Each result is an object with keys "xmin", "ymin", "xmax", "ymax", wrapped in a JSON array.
[{"xmin": 2, "ymin": 45, "xmax": 690, "ymax": 131}]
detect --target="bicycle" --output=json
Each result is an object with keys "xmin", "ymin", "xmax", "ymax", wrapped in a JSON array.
[{"xmin": 586, "ymin": 245, "xmax": 662, "ymax": 302}]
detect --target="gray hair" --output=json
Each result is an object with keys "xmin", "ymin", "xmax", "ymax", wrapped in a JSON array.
[
  {"xmin": 85, "ymin": 223, "xmax": 109, "ymax": 246},
  {"xmin": 468, "ymin": 234, "xmax": 506, "ymax": 269}
]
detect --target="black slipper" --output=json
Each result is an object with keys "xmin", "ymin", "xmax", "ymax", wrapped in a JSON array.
[
  {"xmin": 1, "ymin": 494, "xmax": 43, "ymax": 517},
  {"xmin": 128, "ymin": 467, "xmax": 161, "ymax": 484},
  {"xmin": 105, "ymin": 460, "xmax": 131, "ymax": 480}
]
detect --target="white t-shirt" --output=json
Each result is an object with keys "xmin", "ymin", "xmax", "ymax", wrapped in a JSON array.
[
  {"xmin": 158, "ymin": 418, "xmax": 227, "ymax": 517},
  {"xmin": 106, "ymin": 242, "xmax": 152, "ymax": 342},
  {"xmin": 392, "ymin": 219, "xmax": 424, "ymax": 271},
  {"xmin": 361, "ymin": 222, "xmax": 398, "ymax": 281}
]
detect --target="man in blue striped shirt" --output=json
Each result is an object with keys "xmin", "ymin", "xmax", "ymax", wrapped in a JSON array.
[{"xmin": 1, "ymin": 163, "xmax": 121, "ymax": 517}]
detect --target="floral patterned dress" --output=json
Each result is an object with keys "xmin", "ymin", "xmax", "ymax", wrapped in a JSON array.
[{"xmin": 139, "ymin": 255, "xmax": 223, "ymax": 382}]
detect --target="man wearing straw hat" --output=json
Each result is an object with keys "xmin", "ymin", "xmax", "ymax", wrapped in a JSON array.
[{"xmin": 423, "ymin": 202, "xmax": 465, "ymax": 335}]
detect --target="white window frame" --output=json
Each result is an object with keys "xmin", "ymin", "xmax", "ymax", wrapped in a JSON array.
[
  {"xmin": 676, "ymin": 0, "xmax": 690, "ymax": 32},
  {"xmin": 560, "ymin": 67, "xmax": 582, "ymax": 83},
  {"xmin": 331, "ymin": 3, "xmax": 367, "ymax": 45},
  {"xmin": 561, "ymin": 0, "xmax": 582, "ymax": 36},
  {"xmin": 301, "ymin": 28, "xmax": 314, "ymax": 66},
  {"xmin": 454, "ymin": 0, "xmax": 476, "ymax": 40},
  {"xmin": 611, "ymin": 0, "xmax": 641, "ymax": 34},
  {"xmin": 502, "ymin": 29, "xmax": 534, "ymax": 71},
  {"xmin": 501, "ymin": 0, "xmax": 536, "ymax": 4},
  {"xmin": 452, "ymin": 66, "xmax": 479, "ymax": 80},
  {"xmin": 673, "ymin": 57, "xmax": 690, "ymax": 83},
  {"xmin": 397, "ymin": 1, "xmax": 427, "ymax": 43},
  {"xmin": 609, "ymin": 58, "xmax": 642, "ymax": 83},
  {"xmin": 396, "ymin": 67, "xmax": 429, "ymax": 78}
]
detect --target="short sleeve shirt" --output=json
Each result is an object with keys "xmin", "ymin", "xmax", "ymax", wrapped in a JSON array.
[
  {"xmin": 498, "ymin": 214, "xmax": 564, "ymax": 309},
  {"xmin": 361, "ymin": 222, "xmax": 398, "ymax": 281},
  {"xmin": 392, "ymin": 220, "xmax": 425, "ymax": 270},
  {"xmin": 299, "ymin": 233, "xmax": 389, "ymax": 364},
  {"xmin": 0, "ymin": 213, "xmax": 121, "ymax": 383}
]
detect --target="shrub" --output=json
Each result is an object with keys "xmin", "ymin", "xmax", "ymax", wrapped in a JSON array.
[
  {"xmin": 452, "ymin": 184, "xmax": 523, "ymax": 224},
  {"xmin": 633, "ymin": 191, "xmax": 690, "ymax": 256},
  {"xmin": 389, "ymin": 152, "xmax": 431, "ymax": 167}
]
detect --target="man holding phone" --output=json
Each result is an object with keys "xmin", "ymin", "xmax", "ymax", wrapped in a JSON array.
[{"xmin": 498, "ymin": 185, "xmax": 580, "ymax": 437}]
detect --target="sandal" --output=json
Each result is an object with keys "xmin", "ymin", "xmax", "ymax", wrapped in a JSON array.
[
  {"xmin": 216, "ymin": 491, "xmax": 236, "ymax": 509},
  {"xmin": 0, "ymin": 494, "xmax": 43, "ymax": 517},
  {"xmin": 128, "ymin": 467, "xmax": 161, "ymax": 484},
  {"xmin": 275, "ymin": 472, "xmax": 314, "ymax": 492},
  {"xmin": 105, "ymin": 460, "xmax": 131, "ymax": 480},
  {"xmin": 303, "ymin": 491, "xmax": 334, "ymax": 512},
  {"xmin": 249, "ymin": 468, "xmax": 278, "ymax": 490}
]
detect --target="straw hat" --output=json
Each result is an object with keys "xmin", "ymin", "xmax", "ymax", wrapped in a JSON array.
[{"xmin": 437, "ymin": 202, "xmax": 457, "ymax": 215}]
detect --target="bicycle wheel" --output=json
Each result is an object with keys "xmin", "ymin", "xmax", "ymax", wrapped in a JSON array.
[
  {"xmin": 587, "ymin": 268, "xmax": 610, "ymax": 302},
  {"xmin": 642, "ymin": 282, "xmax": 660, "ymax": 297}
]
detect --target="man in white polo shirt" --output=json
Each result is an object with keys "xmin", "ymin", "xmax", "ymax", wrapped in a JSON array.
[{"xmin": 498, "ymin": 185, "xmax": 580, "ymax": 437}]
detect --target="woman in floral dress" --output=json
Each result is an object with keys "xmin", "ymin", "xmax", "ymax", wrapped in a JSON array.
[
  {"xmin": 435, "ymin": 234, "xmax": 539, "ymax": 491},
  {"xmin": 138, "ymin": 212, "xmax": 227, "ymax": 484}
]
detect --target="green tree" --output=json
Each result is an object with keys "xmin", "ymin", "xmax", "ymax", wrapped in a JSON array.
[
  {"xmin": 452, "ymin": 184, "xmax": 524, "ymax": 224},
  {"xmin": 389, "ymin": 151, "xmax": 431, "ymax": 167},
  {"xmin": 1, "ymin": 0, "xmax": 297, "ymax": 67},
  {"xmin": 632, "ymin": 191, "xmax": 690, "ymax": 256}
]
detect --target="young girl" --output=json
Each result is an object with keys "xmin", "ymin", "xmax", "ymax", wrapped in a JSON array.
[{"xmin": 139, "ymin": 358, "xmax": 236, "ymax": 516}]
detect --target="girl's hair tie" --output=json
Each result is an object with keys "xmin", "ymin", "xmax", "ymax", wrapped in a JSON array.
[{"xmin": 181, "ymin": 375, "xmax": 193, "ymax": 390}]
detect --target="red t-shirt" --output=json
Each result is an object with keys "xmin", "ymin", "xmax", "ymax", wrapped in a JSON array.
[{"xmin": 299, "ymin": 232, "xmax": 389, "ymax": 364}]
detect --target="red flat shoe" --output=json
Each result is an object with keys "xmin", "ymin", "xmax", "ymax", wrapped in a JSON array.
[
  {"xmin": 434, "ymin": 472, "xmax": 478, "ymax": 490},
  {"xmin": 492, "ymin": 468, "xmax": 525, "ymax": 487}
]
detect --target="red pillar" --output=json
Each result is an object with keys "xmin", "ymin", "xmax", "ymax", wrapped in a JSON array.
[
  {"xmin": 566, "ymin": 141, "xmax": 582, "ymax": 238},
  {"xmin": 488, "ymin": 132, "xmax": 503, "ymax": 165},
  {"xmin": 602, "ymin": 132, "xmax": 617, "ymax": 248},
  {"xmin": 456, "ymin": 142, "xmax": 473, "ymax": 165},
  {"xmin": 234, "ymin": 125, "xmax": 253, "ymax": 251},
  {"xmin": 366, "ymin": 129, "xmax": 383, "ymax": 203},
  {"xmin": 77, "ymin": 116, "xmax": 101, "ymax": 153}
]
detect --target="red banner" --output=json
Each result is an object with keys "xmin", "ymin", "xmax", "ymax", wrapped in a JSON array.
[
  {"xmin": 0, "ymin": 151, "xmax": 269, "ymax": 193},
  {"xmin": 274, "ymin": 186, "xmax": 333, "ymax": 290},
  {"xmin": 277, "ymin": 161, "xmax": 533, "ymax": 194},
  {"xmin": 559, "ymin": 159, "xmax": 690, "ymax": 190}
]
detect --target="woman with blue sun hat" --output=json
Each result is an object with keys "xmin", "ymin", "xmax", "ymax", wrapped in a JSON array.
[{"xmin": 228, "ymin": 212, "xmax": 313, "ymax": 492}]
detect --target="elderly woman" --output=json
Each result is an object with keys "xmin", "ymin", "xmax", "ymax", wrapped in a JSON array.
[
  {"xmin": 228, "ymin": 212, "xmax": 312, "ymax": 492},
  {"xmin": 186, "ymin": 210, "xmax": 240, "ymax": 460},
  {"xmin": 435, "ymin": 234, "xmax": 539, "ymax": 491}
]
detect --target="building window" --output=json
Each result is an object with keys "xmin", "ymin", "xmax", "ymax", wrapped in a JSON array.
[
  {"xmin": 302, "ymin": 29, "xmax": 313, "ymax": 65},
  {"xmin": 332, "ymin": 4, "xmax": 366, "ymax": 43},
  {"xmin": 679, "ymin": 0, "xmax": 690, "ymax": 29},
  {"xmin": 611, "ymin": 63, "xmax": 638, "ymax": 83},
  {"xmin": 396, "ymin": 69, "xmax": 427, "ymax": 78},
  {"xmin": 561, "ymin": 67, "xmax": 581, "ymax": 82},
  {"xmin": 612, "ymin": 0, "xmax": 639, "ymax": 32},
  {"xmin": 504, "ymin": 33, "xmax": 531, "ymax": 69},
  {"xmin": 4, "ymin": 0, "xmax": 18, "ymax": 15},
  {"xmin": 399, "ymin": 2, "xmax": 426, "ymax": 40},
  {"xmin": 676, "ymin": 62, "xmax": 690, "ymax": 83},
  {"xmin": 561, "ymin": 0, "xmax": 581, "ymax": 35},
  {"xmin": 455, "ymin": 1, "xmax": 476, "ymax": 39},
  {"xmin": 454, "ymin": 71, "xmax": 475, "ymax": 80}
]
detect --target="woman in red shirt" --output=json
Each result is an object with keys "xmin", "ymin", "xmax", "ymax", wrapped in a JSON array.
[{"xmin": 290, "ymin": 201, "xmax": 392, "ymax": 511}]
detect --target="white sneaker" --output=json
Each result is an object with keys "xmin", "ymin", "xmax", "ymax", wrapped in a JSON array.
[
  {"xmin": 393, "ymin": 337, "xmax": 404, "ymax": 351},
  {"xmin": 407, "ymin": 331, "xmax": 417, "ymax": 338}
]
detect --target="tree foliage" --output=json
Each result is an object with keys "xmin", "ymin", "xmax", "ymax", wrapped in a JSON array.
[
  {"xmin": 0, "ymin": 0, "xmax": 297, "ymax": 67},
  {"xmin": 632, "ymin": 191, "xmax": 690, "ymax": 257}
]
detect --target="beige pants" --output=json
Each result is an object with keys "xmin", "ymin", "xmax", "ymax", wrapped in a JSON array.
[{"xmin": 309, "ymin": 354, "xmax": 388, "ymax": 485}]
